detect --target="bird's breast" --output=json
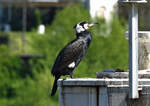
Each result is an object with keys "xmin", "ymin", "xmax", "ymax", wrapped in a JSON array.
[{"xmin": 84, "ymin": 34, "xmax": 92, "ymax": 48}]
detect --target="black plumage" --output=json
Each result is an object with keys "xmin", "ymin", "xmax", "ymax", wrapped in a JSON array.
[{"xmin": 51, "ymin": 21, "xmax": 99, "ymax": 96}]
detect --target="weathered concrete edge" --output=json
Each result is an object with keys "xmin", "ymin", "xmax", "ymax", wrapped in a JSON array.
[
  {"xmin": 58, "ymin": 78, "xmax": 150, "ymax": 87},
  {"xmin": 118, "ymin": 0, "xmax": 147, "ymax": 4},
  {"xmin": 96, "ymin": 72, "xmax": 150, "ymax": 79}
]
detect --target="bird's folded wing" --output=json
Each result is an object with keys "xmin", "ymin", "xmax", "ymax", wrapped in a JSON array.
[{"xmin": 51, "ymin": 40, "xmax": 85, "ymax": 74}]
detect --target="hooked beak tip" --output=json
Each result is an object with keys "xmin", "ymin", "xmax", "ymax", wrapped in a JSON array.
[
  {"xmin": 94, "ymin": 22, "xmax": 100, "ymax": 24},
  {"xmin": 88, "ymin": 22, "xmax": 100, "ymax": 27}
]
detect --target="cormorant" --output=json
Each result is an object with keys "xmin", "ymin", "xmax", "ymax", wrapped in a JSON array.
[{"xmin": 51, "ymin": 21, "xmax": 99, "ymax": 96}]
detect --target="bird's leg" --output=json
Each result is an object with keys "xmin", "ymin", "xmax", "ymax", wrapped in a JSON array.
[
  {"xmin": 63, "ymin": 77, "xmax": 66, "ymax": 80},
  {"xmin": 70, "ymin": 73, "xmax": 74, "ymax": 79}
]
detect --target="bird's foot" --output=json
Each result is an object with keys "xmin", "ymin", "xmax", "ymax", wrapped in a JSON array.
[
  {"xmin": 70, "ymin": 74, "xmax": 75, "ymax": 79},
  {"xmin": 63, "ymin": 78, "xmax": 66, "ymax": 80}
]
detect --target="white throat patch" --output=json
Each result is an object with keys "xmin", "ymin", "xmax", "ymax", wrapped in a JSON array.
[{"xmin": 76, "ymin": 24, "xmax": 85, "ymax": 33}]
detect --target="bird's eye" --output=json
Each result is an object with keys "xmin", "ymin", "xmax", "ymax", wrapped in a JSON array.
[{"xmin": 84, "ymin": 24, "xmax": 89, "ymax": 30}]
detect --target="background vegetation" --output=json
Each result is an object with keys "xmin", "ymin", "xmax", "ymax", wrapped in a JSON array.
[{"xmin": 0, "ymin": 4, "xmax": 128, "ymax": 106}]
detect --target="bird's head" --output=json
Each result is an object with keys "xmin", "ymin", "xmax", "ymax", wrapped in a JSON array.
[{"xmin": 73, "ymin": 21, "xmax": 99, "ymax": 34}]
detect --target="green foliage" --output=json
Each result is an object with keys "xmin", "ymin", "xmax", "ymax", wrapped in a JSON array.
[
  {"xmin": 0, "ymin": 45, "xmax": 10, "ymax": 55},
  {"xmin": 0, "ymin": 3, "xmax": 128, "ymax": 106}
]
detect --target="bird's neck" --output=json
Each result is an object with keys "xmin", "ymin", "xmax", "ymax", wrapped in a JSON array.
[
  {"xmin": 76, "ymin": 31, "xmax": 92, "ymax": 47},
  {"xmin": 76, "ymin": 31, "xmax": 91, "ymax": 38}
]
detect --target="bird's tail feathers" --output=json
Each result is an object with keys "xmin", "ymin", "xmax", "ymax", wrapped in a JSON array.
[{"xmin": 51, "ymin": 76, "xmax": 60, "ymax": 96}]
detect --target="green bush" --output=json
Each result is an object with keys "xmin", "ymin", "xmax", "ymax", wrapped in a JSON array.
[{"xmin": 0, "ymin": 3, "xmax": 128, "ymax": 106}]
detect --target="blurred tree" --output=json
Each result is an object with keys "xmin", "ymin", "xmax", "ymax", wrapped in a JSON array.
[{"xmin": 0, "ymin": 3, "xmax": 128, "ymax": 106}]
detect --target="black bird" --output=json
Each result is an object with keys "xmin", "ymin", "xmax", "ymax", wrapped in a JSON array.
[{"xmin": 51, "ymin": 21, "xmax": 99, "ymax": 96}]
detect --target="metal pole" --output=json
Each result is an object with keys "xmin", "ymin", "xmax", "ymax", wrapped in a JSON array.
[{"xmin": 129, "ymin": 3, "xmax": 139, "ymax": 99}]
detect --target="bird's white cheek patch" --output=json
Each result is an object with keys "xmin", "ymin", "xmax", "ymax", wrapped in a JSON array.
[
  {"xmin": 68, "ymin": 62, "xmax": 75, "ymax": 68},
  {"xmin": 84, "ymin": 24, "xmax": 89, "ymax": 30},
  {"xmin": 76, "ymin": 24, "xmax": 85, "ymax": 33}
]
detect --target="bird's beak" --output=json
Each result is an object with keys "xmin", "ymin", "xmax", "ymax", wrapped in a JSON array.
[{"xmin": 88, "ymin": 22, "xmax": 100, "ymax": 28}]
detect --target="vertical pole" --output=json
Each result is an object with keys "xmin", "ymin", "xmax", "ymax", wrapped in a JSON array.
[
  {"xmin": 129, "ymin": 4, "xmax": 139, "ymax": 99},
  {"xmin": 22, "ymin": 5, "xmax": 27, "ymax": 53}
]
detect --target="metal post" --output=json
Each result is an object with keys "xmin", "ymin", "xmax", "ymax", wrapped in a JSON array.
[{"xmin": 129, "ymin": 4, "xmax": 139, "ymax": 99}]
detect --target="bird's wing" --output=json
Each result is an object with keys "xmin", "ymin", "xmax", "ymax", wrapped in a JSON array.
[{"xmin": 51, "ymin": 39, "xmax": 85, "ymax": 75}]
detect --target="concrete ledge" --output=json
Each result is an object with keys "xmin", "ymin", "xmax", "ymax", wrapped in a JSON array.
[
  {"xmin": 118, "ymin": 0, "xmax": 147, "ymax": 3},
  {"xmin": 58, "ymin": 78, "xmax": 150, "ymax": 87},
  {"xmin": 96, "ymin": 71, "xmax": 150, "ymax": 79},
  {"xmin": 59, "ymin": 78, "xmax": 150, "ymax": 106}
]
